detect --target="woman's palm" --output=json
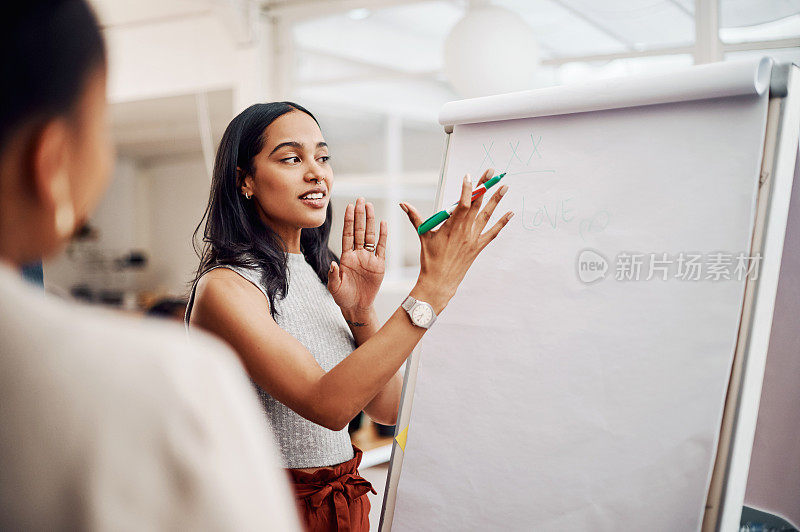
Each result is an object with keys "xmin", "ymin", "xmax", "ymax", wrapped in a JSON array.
[{"xmin": 327, "ymin": 198, "xmax": 388, "ymax": 312}]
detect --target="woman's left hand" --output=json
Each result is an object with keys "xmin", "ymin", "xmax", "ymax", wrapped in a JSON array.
[{"xmin": 328, "ymin": 197, "xmax": 388, "ymax": 313}]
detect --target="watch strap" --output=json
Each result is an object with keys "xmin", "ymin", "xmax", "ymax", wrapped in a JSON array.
[{"xmin": 402, "ymin": 295, "xmax": 416, "ymax": 311}]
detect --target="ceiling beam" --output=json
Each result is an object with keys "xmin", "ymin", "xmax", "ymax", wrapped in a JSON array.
[
  {"xmin": 541, "ymin": 46, "xmax": 696, "ymax": 66},
  {"xmin": 694, "ymin": 0, "xmax": 722, "ymax": 64},
  {"xmin": 540, "ymin": 38, "xmax": 799, "ymax": 67},
  {"xmin": 261, "ymin": 0, "xmax": 430, "ymax": 20},
  {"xmin": 301, "ymin": 36, "xmax": 798, "ymax": 79},
  {"xmin": 722, "ymin": 37, "xmax": 800, "ymax": 53},
  {"xmin": 195, "ymin": 92, "xmax": 215, "ymax": 181}
]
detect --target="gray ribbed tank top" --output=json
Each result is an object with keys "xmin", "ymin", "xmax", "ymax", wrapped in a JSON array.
[{"xmin": 186, "ymin": 253, "xmax": 356, "ymax": 468}]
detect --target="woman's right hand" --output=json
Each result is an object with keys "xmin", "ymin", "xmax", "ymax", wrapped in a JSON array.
[{"xmin": 400, "ymin": 167, "xmax": 512, "ymax": 313}]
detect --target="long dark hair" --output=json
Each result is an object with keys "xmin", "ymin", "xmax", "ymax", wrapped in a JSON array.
[
  {"xmin": 192, "ymin": 102, "xmax": 338, "ymax": 318},
  {"xmin": 0, "ymin": 0, "xmax": 106, "ymax": 149}
]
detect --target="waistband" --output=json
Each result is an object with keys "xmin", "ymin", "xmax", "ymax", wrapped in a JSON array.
[{"xmin": 288, "ymin": 445, "xmax": 376, "ymax": 531}]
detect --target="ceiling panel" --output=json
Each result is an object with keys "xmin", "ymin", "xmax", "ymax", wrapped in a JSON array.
[
  {"xmin": 295, "ymin": 50, "xmax": 389, "ymax": 84},
  {"xmin": 552, "ymin": 0, "xmax": 694, "ymax": 48},
  {"xmin": 720, "ymin": 13, "xmax": 800, "ymax": 42},
  {"xmin": 672, "ymin": 0, "xmax": 695, "ymax": 15},
  {"xmin": 720, "ymin": 0, "xmax": 800, "ymax": 27},
  {"xmin": 367, "ymin": 1, "xmax": 463, "ymax": 39},
  {"xmin": 293, "ymin": 14, "xmax": 444, "ymax": 73},
  {"xmin": 495, "ymin": 0, "xmax": 631, "ymax": 57}
]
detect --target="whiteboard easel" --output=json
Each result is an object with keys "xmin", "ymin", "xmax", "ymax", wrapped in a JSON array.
[{"xmin": 379, "ymin": 61, "xmax": 800, "ymax": 532}]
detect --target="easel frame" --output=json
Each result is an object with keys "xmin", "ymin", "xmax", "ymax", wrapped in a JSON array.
[
  {"xmin": 705, "ymin": 63, "xmax": 800, "ymax": 531},
  {"xmin": 379, "ymin": 63, "xmax": 800, "ymax": 532}
]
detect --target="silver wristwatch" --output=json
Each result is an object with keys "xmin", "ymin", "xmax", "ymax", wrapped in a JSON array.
[{"xmin": 402, "ymin": 295, "xmax": 437, "ymax": 329}]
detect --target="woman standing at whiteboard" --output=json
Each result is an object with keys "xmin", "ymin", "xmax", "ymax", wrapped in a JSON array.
[{"xmin": 186, "ymin": 101, "xmax": 512, "ymax": 531}]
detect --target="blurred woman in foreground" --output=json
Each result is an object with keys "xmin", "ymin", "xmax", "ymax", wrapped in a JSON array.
[{"xmin": 0, "ymin": 1, "xmax": 299, "ymax": 529}]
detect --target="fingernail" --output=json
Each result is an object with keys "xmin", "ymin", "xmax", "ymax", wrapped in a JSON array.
[
  {"xmin": 500, "ymin": 185, "xmax": 509, "ymax": 196},
  {"xmin": 465, "ymin": 174, "xmax": 472, "ymax": 184},
  {"xmin": 507, "ymin": 212, "xmax": 515, "ymax": 220},
  {"xmin": 399, "ymin": 203, "xmax": 408, "ymax": 213}
]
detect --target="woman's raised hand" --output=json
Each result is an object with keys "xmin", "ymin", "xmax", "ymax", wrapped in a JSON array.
[
  {"xmin": 400, "ymin": 168, "xmax": 512, "ymax": 312},
  {"xmin": 327, "ymin": 197, "xmax": 388, "ymax": 313}
]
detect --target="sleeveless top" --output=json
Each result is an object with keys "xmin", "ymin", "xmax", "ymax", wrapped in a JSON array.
[{"xmin": 186, "ymin": 252, "xmax": 356, "ymax": 468}]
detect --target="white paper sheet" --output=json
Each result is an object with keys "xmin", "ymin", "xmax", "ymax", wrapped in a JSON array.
[
  {"xmin": 392, "ymin": 89, "xmax": 770, "ymax": 530},
  {"xmin": 439, "ymin": 58, "xmax": 771, "ymax": 126}
]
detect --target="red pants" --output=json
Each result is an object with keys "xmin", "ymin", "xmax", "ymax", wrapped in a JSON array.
[{"xmin": 288, "ymin": 446, "xmax": 376, "ymax": 532}]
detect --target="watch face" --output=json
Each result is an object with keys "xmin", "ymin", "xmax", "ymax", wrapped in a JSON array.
[{"xmin": 411, "ymin": 304, "xmax": 433, "ymax": 325}]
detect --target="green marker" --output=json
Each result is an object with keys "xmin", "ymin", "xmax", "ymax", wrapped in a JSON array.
[{"xmin": 417, "ymin": 173, "xmax": 506, "ymax": 235}]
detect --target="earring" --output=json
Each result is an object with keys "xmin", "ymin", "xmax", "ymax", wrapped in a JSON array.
[
  {"xmin": 53, "ymin": 172, "xmax": 75, "ymax": 239},
  {"xmin": 244, "ymin": 192, "xmax": 252, "ymax": 199}
]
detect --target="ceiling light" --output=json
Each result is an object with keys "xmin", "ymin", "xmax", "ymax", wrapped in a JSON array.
[
  {"xmin": 444, "ymin": 5, "xmax": 540, "ymax": 98},
  {"xmin": 347, "ymin": 8, "xmax": 370, "ymax": 21}
]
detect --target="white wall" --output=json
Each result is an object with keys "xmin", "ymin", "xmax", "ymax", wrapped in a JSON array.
[
  {"xmin": 92, "ymin": 157, "xmax": 139, "ymax": 249},
  {"xmin": 140, "ymin": 156, "xmax": 211, "ymax": 295},
  {"xmin": 103, "ymin": 11, "xmax": 268, "ymax": 110}
]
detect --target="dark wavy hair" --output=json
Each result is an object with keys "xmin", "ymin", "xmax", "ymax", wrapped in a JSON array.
[
  {"xmin": 0, "ymin": 0, "xmax": 106, "ymax": 150},
  {"xmin": 192, "ymin": 102, "xmax": 338, "ymax": 319}
]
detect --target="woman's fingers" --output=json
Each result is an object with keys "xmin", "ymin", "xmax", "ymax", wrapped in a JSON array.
[
  {"xmin": 400, "ymin": 202, "xmax": 423, "ymax": 230},
  {"xmin": 478, "ymin": 211, "xmax": 514, "ymax": 250},
  {"xmin": 364, "ymin": 201, "xmax": 376, "ymax": 247},
  {"xmin": 476, "ymin": 167, "xmax": 493, "ymax": 186},
  {"xmin": 474, "ymin": 185, "xmax": 509, "ymax": 235},
  {"xmin": 342, "ymin": 203, "xmax": 355, "ymax": 251},
  {"xmin": 376, "ymin": 220, "xmax": 388, "ymax": 259},
  {"xmin": 354, "ymin": 197, "xmax": 366, "ymax": 249},
  {"xmin": 450, "ymin": 174, "xmax": 473, "ymax": 222},
  {"xmin": 468, "ymin": 168, "xmax": 494, "ymax": 217}
]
